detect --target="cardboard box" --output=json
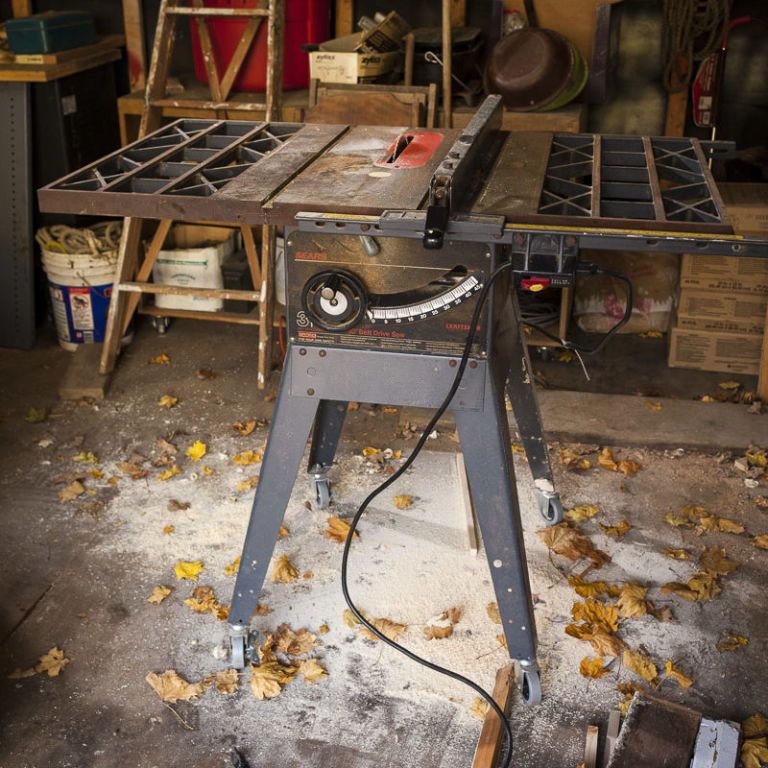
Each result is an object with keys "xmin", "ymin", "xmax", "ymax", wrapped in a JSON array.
[
  {"xmin": 718, "ymin": 183, "xmax": 768, "ymax": 235},
  {"xmin": 668, "ymin": 327, "xmax": 761, "ymax": 375},
  {"xmin": 679, "ymin": 254, "xmax": 768, "ymax": 295},
  {"xmin": 676, "ymin": 288, "xmax": 766, "ymax": 335},
  {"xmin": 310, "ymin": 34, "xmax": 399, "ymax": 84}
]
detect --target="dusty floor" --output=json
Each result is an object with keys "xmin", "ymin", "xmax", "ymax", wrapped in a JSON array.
[{"xmin": 1, "ymin": 321, "xmax": 767, "ymax": 768}]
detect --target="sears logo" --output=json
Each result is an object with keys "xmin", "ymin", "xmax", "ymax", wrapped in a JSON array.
[{"xmin": 296, "ymin": 311, "xmax": 310, "ymax": 328}]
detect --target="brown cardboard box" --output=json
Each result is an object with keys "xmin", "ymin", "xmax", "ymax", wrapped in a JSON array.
[
  {"xmin": 668, "ymin": 327, "xmax": 761, "ymax": 375},
  {"xmin": 310, "ymin": 33, "xmax": 399, "ymax": 85},
  {"xmin": 676, "ymin": 289, "xmax": 767, "ymax": 335},
  {"xmin": 718, "ymin": 183, "xmax": 768, "ymax": 235},
  {"xmin": 679, "ymin": 254, "xmax": 768, "ymax": 295}
]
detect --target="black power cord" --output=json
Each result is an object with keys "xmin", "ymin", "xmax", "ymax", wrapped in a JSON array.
[
  {"xmin": 341, "ymin": 260, "xmax": 517, "ymax": 768},
  {"xmin": 523, "ymin": 265, "xmax": 634, "ymax": 356}
]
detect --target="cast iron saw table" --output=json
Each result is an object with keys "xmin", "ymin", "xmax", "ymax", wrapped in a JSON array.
[{"xmin": 39, "ymin": 95, "xmax": 768, "ymax": 706}]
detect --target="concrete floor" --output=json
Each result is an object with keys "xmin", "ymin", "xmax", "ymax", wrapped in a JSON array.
[{"xmin": 1, "ymin": 321, "xmax": 767, "ymax": 768}]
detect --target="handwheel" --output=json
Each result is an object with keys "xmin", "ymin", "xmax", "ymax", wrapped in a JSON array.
[
  {"xmin": 521, "ymin": 670, "xmax": 542, "ymax": 706},
  {"xmin": 231, "ymin": 634, "xmax": 247, "ymax": 669},
  {"xmin": 314, "ymin": 477, "xmax": 331, "ymax": 510}
]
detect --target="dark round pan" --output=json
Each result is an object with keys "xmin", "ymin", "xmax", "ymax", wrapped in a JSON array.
[{"xmin": 484, "ymin": 28, "xmax": 587, "ymax": 112}]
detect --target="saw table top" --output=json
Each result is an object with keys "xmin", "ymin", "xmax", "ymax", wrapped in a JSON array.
[{"xmin": 38, "ymin": 107, "xmax": 733, "ymax": 236}]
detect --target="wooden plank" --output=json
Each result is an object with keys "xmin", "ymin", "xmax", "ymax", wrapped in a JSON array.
[
  {"xmin": 584, "ymin": 724, "xmax": 599, "ymax": 768},
  {"xmin": 404, "ymin": 32, "xmax": 415, "ymax": 86},
  {"xmin": 140, "ymin": 304, "xmax": 261, "ymax": 325},
  {"xmin": 257, "ymin": 224, "xmax": 276, "ymax": 388},
  {"xmin": 442, "ymin": 0, "xmax": 452, "ymax": 128},
  {"xmin": 271, "ymin": 125, "xmax": 457, "ymax": 219},
  {"xmin": 220, "ymin": 7, "xmax": 266, "ymax": 101},
  {"xmin": 0, "ymin": 48, "xmax": 121, "ymax": 83},
  {"xmin": 471, "ymin": 665, "xmax": 514, "ymax": 768},
  {"xmin": 141, "ymin": 0, "xmax": 178, "ymax": 136},
  {"xmin": 14, "ymin": 35, "xmax": 125, "ymax": 65},
  {"xmin": 121, "ymin": 282, "xmax": 261, "ymax": 301},
  {"xmin": 665, "ymin": 90, "xmax": 688, "ymax": 137},
  {"xmin": 122, "ymin": 0, "xmax": 146, "ymax": 90},
  {"xmin": 59, "ymin": 344, "xmax": 110, "ymax": 401},
  {"xmin": 192, "ymin": 0, "xmax": 224, "ymax": 103},
  {"xmin": 265, "ymin": 0, "xmax": 284, "ymax": 122},
  {"xmin": 450, "ymin": 0, "xmax": 467, "ymax": 26},
  {"xmin": 603, "ymin": 709, "xmax": 621, "ymax": 767},
  {"xmin": 11, "ymin": 0, "xmax": 32, "ymax": 17},
  {"xmin": 758, "ymin": 302, "xmax": 768, "ymax": 400},
  {"xmin": 455, "ymin": 453, "xmax": 478, "ymax": 555},
  {"xmin": 335, "ymin": 0, "xmax": 354, "ymax": 37},
  {"xmin": 306, "ymin": 90, "xmax": 427, "ymax": 126},
  {"xmin": 241, "ymin": 225, "xmax": 263, "ymax": 288}
]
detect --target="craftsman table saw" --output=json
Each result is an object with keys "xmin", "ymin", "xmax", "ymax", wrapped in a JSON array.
[{"xmin": 38, "ymin": 96, "xmax": 768, "ymax": 708}]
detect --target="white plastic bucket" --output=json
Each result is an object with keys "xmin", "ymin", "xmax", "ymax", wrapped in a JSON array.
[{"xmin": 41, "ymin": 249, "xmax": 118, "ymax": 352}]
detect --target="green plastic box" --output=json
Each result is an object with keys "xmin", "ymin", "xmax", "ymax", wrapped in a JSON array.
[{"xmin": 6, "ymin": 12, "xmax": 96, "ymax": 55}]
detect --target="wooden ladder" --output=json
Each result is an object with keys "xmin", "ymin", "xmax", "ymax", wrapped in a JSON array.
[{"xmin": 101, "ymin": 0, "xmax": 284, "ymax": 389}]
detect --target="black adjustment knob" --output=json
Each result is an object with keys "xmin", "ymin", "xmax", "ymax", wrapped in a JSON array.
[{"xmin": 301, "ymin": 270, "xmax": 367, "ymax": 332}]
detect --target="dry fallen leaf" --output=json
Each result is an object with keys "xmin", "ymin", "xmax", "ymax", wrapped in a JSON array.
[
  {"xmin": 616, "ymin": 583, "xmax": 650, "ymax": 619},
  {"xmin": 537, "ymin": 523, "xmax": 611, "ymax": 568},
  {"xmin": 717, "ymin": 517, "xmax": 746, "ymax": 534},
  {"xmin": 73, "ymin": 451, "xmax": 99, "ymax": 464},
  {"xmin": 233, "ymin": 450, "xmax": 262, "ymax": 465},
  {"xmin": 662, "ymin": 572, "xmax": 721, "ymax": 602},
  {"xmin": 162, "ymin": 525, "xmax": 175, "ymax": 535},
  {"xmin": 236, "ymin": 476, "xmax": 259, "ymax": 493},
  {"xmin": 206, "ymin": 668, "xmax": 239, "ymax": 694},
  {"xmin": 343, "ymin": 608, "xmax": 361, "ymax": 629},
  {"xmin": 567, "ymin": 576, "xmax": 618, "ymax": 598},
  {"xmin": 663, "ymin": 512, "xmax": 695, "ymax": 529},
  {"xmin": 589, "ymin": 631, "xmax": 626, "ymax": 658},
  {"xmin": 184, "ymin": 586, "xmax": 228, "ymax": 620},
  {"xmin": 196, "ymin": 367, "xmax": 216, "ymax": 379},
  {"xmin": 359, "ymin": 617, "xmax": 407, "ymax": 642},
  {"xmin": 559, "ymin": 447, "xmax": 593, "ymax": 471},
  {"xmin": 392, "ymin": 494, "xmax": 413, "ymax": 510},
  {"xmin": 486, "ymin": 602, "xmax": 501, "ymax": 625},
  {"xmin": 147, "ymin": 586, "xmax": 172, "ymax": 604},
  {"xmin": 174, "ymin": 560, "xmax": 204, "ymax": 581},
  {"xmin": 146, "ymin": 670, "xmax": 204, "ymax": 702},
  {"xmin": 297, "ymin": 659, "xmax": 327, "ymax": 683},
  {"xmin": 598, "ymin": 447, "xmax": 617, "ymax": 471},
  {"xmin": 149, "ymin": 354, "xmax": 170, "ymax": 365},
  {"xmin": 59, "ymin": 480, "xmax": 85, "ymax": 502},
  {"xmin": 224, "ymin": 556, "xmax": 240, "ymax": 577},
  {"xmin": 318, "ymin": 624, "xmax": 329, "ymax": 634},
  {"xmin": 270, "ymin": 554, "xmax": 299, "ymax": 584},
  {"xmin": 233, "ymin": 420, "xmax": 257, "ymax": 437},
  {"xmin": 664, "ymin": 660, "xmax": 693, "ymax": 689},
  {"xmin": 716, "ymin": 632, "xmax": 749, "ymax": 653},
  {"xmin": 663, "ymin": 548, "xmax": 691, "ymax": 560},
  {"xmin": 158, "ymin": 465, "xmax": 181, "ymax": 481},
  {"xmin": 324, "ymin": 516, "xmax": 358, "ymax": 544},
  {"xmin": 186, "ymin": 440, "xmax": 207, "ymax": 462},
  {"xmin": 744, "ymin": 714, "xmax": 768, "ymax": 739},
  {"xmin": 742, "ymin": 738, "xmax": 768, "ymax": 768},
  {"xmin": 617, "ymin": 459, "xmax": 641, "ymax": 476},
  {"xmin": 423, "ymin": 606, "xmax": 463, "ymax": 640},
  {"xmin": 249, "ymin": 661, "xmax": 297, "ymax": 700},
  {"xmin": 275, "ymin": 624, "xmax": 317, "ymax": 657},
  {"xmin": 158, "ymin": 395, "xmax": 178, "ymax": 409},
  {"xmin": 622, "ymin": 649, "xmax": 658, "ymax": 683},
  {"xmin": 572, "ymin": 600, "xmax": 619, "ymax": 634},
  {"xmin": 600, "ymin": 520, "xmax": 632, "ymax": 538},
  {"xmin": 25, "ymin": 406, "xmax": 49, "ymax": 423},
  {"xmin": 753, "ymin": 534, "xmax": 768, "ymax": 550},
  {"xmin": 579, "ymin": 656, "xmax": 610, "ymax": 679},
  {"xmin": 167, "ymin": 499, "xmax": 189, "ymax": 512},
  {"xmin": 469, "ymin": 697, "xmax": 490, "ymax": 721},
  {"xmin": 279, "ymin": 525, "xmax": 289, "ymax": 538},
  {"xmin": 699, "ymin": 546, "xmax": 739, "ymax": 576},
  {"xmin": 565, "ymin": 504, "xmax": 600, "ymax": 523}
]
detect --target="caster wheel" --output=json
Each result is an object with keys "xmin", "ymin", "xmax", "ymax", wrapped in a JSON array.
[
  {"xmin": 231, "ymin": 634, "xmax": 247, "ymax": 669},
  {"xmin": 314, "ymin": 477, "xmax": 331, "ymax": 509},
  {"xmin": 538, "ymin": 493, "xmax": 563, "ymax": 525},
  {"xmin": 152, "ymin": 317, "xmax": 170, "ymax": 335},
  {"xmin": 521, "ymin": 670, "xmax": 542, "ymax": 706}
]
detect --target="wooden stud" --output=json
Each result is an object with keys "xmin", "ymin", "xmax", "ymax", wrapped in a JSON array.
[
  {"xmin": 219, "ymin": 3, "xmax": 267, "ymax": 102},
  {"xmin": 192, "ymin": 0, "xmax": 224, "ymax": 103},
  {"xmin": 450, "ymin": 0, "xmax": 467, "ymax": 27},
  {"xmin": 427, "ymin": 82, "xmax": 438, "ymax": 129},
  {"xmin": 265, "ymin": 0, "xmax": 284, "ymax": 121},
  {"xmin": 758, "ymin": 303, "xmax": 768, "ymax": 400},
  {"xmin": 141, "ymin": 0, "xmax": 179, "ymax": 136},
  {"xmin": 471, "ymin": 665, "xmax": 515, "ymax": 768},
  {"xmin": 11, "ymin": 0, "xmax": 32, "ymax": 17},
  {"xmin": 403, "ymin": 32, "xmax": 415, "ymax": 86},
  {"xmin": 121, "ymin": 0, "xmax": 147, "ymax": 91},
  {"xmin": 334, "ymin": 0, "xmax": 354, "ymax": 38},
  {"xmin": 241, "ymin": 225, "xmax": 263, "ymax": 288},
  {"xmin": 442, "ymin": 0, "xmax": 452, "ymax": 129},
  {"xmin": 257, "ymin": 224, "xmax": 276, "ymax": 389}
]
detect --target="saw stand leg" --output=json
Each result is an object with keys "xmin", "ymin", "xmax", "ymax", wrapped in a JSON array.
[
  {"xmin": 505, "ymin": 296, "xmax": 562, "ymax": 525},
  {"xmin": 307, "ymin": 399, "xmax": 348, "ymax": 509},
  {"xmin": 228, "ymin": 353, "xmax": 319, "ymax": 664}
]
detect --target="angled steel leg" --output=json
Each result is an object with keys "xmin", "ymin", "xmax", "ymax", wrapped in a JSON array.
[
  {"xmin": 504, "ymin": 295, "xmax": 562, "ymax": 524},
  {"xmin": 307, "ymin": 399, "xmax": 348, "ymax": 509},
  {"xmin": 454, "ymin": 364, "xmax": 542, "ymax": 705},
  {"xmin": 228, "ymin": 351, "xmax": 318, "ymax": 665}
]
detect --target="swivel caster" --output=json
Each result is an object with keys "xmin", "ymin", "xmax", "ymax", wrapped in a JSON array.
[
  {"xmin": 229, "ymin": 627, "xmax": 258, "ymax": 669},
  {"xmin": 313, "ymin": 475, "xmax": 331, "ymax": 510},
  {"xmin": 152, "ymin": 316, "xmax": 170, "ymax": 335},
  {"xmin": 537, "ymin": 490, "xmax": 563, "ymax": 525},
  {"xmin": 521, "ymin": 669, "xmax": 542, "ymax": 706}
]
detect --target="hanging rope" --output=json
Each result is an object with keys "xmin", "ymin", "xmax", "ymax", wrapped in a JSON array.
[{"xmin": 662, "ymin": 0, "xmax": 730, "ymax": 92}]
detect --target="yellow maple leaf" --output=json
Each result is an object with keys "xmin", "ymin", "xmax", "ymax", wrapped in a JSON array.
[
  {"xmin": 742, "ymin": 738, "xmax": 768, "ymax": 768},
  {"xmin": 644, "ymin": 401, "xmax": 662, "ymax": 412},
  {"xmin": 249, "ymin": 661, "xmax": 297, "ymax": 700},
  {"xmin": 149, "ymin": 354, "xmax": 170, "ymax": 365},
  {"xmin": 236, "ymin": 476, "xmax": 259, "ymax": 493},
  {"xmin": 753, "ymin": 534, "xmax": 768, "ymax": 550},
  {"xmin": 579, "ymin": 656, "xmax": 610, "ymax": 679},
  {"xmin": 699, "ymin": 546, "xmax": 739, "ymax": 576},
  {"xmin": 743, "ymin": 714, "xmax": 768, "ymax": 739},
  {"xmin": 233, "ymin": 450, "xmax": 263, "ymax": 465},
  {"xmin": 718, "ymin": 517, "xmax": 745, "ymax": 534},
  {"xmin": 206, "ymin": 668, "xmax": 239, "ymax": 694},
  {"xmin": 158, "ymin": 394, "xmax": 178, "ymax": 409},
  {"xmin": 275, "ymin": 624, "xmax": 317, "ymax": 656},
  {"xmin": 716, "ymin": 632, "xmax": 749, "ymax": 653},
  {"xmin": 174, "ymin": 560, "xmax": 204, "ymax": 581},
  {"xmin": 589, "ymin": 631, "xmax": 626, "ymax": 658},
  {"xmin": 663, "ymin": 548, "xmax": 691, "ymax": 560},
  {"xmin": 616, "ymin": 584, "xmax": 649, "ymax": 619},
  {"xmin": 622, "ymin": 649, "xmax": 657, "ymax": 683},
  {"xmin": 324, "ymin": 516, "xmax": 358, "ymax": 544},
  {"xmin": 537, "ymin": 523, "xmax": 611, "ymax": 568},
  {"xmin": 572, "ymin": 600, "xmax": 619, "ymax": 634},
  {"xmin": 486, "ymin": 602, "xmax": 501, "ymax": 624},
  {"xmin": 618, "ymin": 459, "xmax": 641, "ymax": 476},
  {"xmin": 662, "ymin": 572, "xmax": 720, "ymax": 602},
  {"xmin": 361, "ymin": 447, "xmax": 380, "ymax": 457},
  {"xmin": 664, "ymin": 660, "xmax": 693, "ymax": 689},
  {"xmin": 270, "ymin": 554, "xmax": 298, "ymax": 583},
  {"xmin": 639, "ymin": 330, "xmax": 663, "ymax": 338},
  {"xmin": 392, "ymin": 494, "xmax": 413, "ymax": 510},
  {"xmin": 297, "ymin": 659, "xmax": 328, "ymax": 684},
  {"xmin": 158, "ymin": 465, "xmax": 181, "ymax": 481},
  {"xmin": 224, "ymin": 556, "xmax": 240, "ymax": 577},
  {"xmin": 147, "ymin": 586, "xmax": 171, "ymax": 604},
  {"xmin": 567, "ymin": 576, "xmax": 614, "ymax": 598},
  {"xmin": 598, "ymin": 447, "xmax": 618, "ymax": 471},
  {"xmin": 186, "ymin": 440, "xmax": 207, "ymax": 462},
  {"xmin": 184, "ymin": 586, "xmax": 228, "ymax": 620},
  {"xmin": 232, "ymin": 420, "xmax": 257, "ymax": 437},
  {"xmin": 73, "ymin": 451, "xmax": 99, "ymax": 464},
  {"xmin": 600, "ymin": 520, "xmax": 632, "ymax": 538},
  {"xmin": 146, "ymin": 670, "xmax": 204, "ymax": 702},
  {"xmin": 423, "ymin": 606, "xmax": 463, "ymax": 640},
  {"xmin": 565, "ymin": 504, "xmax": 600, "ymax": 523}
]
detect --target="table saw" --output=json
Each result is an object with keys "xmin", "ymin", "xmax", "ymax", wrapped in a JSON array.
[{"xmin": 38, "ymin": 95, "xmax": 768, "ymax": 708}]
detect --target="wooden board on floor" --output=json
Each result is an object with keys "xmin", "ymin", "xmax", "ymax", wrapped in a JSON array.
[
  {"xmin": 471, "ymin": 665, "xmax": 515, "ymax": 768},
  {"xmin": 59, "ymin": 344, "xmax": 110, "ymax": 400}
]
